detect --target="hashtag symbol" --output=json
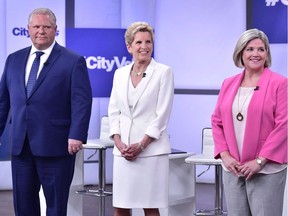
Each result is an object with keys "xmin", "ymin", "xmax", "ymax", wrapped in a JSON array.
[{"xmin": 266, "ymin": 0, "xmax": 279, "ymax": 6}]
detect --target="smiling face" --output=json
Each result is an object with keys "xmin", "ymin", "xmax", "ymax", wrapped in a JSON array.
[
  {"xmin": 28, "ymin": 13, "xmax": 57, "ymax": 50},
  {"xmin": 242, "ymin": 38, "xmax": 267, "ymax": 73},
  {"xmin": 127, "ymin": 31, "xmax": 153, "ymax": 64}
]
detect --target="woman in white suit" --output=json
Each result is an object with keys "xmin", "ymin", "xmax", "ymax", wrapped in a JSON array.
[{"xmin": 108, "ymin": 22, "xmax": 174, "ymax": 216}]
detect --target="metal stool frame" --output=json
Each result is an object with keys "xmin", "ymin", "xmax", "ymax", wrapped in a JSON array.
[
  {"xmin": 76, "ymin": 116, "xmax": 114, "ymax": 216},
  {"xmin": 185, "ymin": 128, "xmax": 227, "ymax": 216}
]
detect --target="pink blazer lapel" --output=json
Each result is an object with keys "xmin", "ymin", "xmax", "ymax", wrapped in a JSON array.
[
  {"xmin": 225, "ymin": 72, "xmax": 245, "ymax": 161},
  {"xmin": 241, "ymin": 68, "xmax": 271, "ymax": 162}
]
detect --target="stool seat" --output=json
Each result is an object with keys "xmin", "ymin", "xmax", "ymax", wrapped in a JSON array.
[
  {"xmin": 185, "ymin": 155, "xmax": 222, "ymax": 165},
  {"xmin": 84, "ymin": 139, "xmax": 114, "ymax": 149}
]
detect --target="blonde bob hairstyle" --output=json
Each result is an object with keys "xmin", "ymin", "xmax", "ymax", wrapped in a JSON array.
[
  {"xmin": 124, "ymin": 22, "xmax": 154, "ymax": 46},
  {"xmin": 233, "ymin": 28, "xmax": 271, "ymax": 68}
]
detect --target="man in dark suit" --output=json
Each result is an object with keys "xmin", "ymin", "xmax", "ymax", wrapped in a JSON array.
[{"xmin": 0, "ymin": 8, "xmax": 92, "ymax": 215}]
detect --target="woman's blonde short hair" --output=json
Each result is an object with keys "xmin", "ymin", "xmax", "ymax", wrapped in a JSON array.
[
  {"xmin": 233, "ymin": 28, "xmax": 271, "ymax": 68},
  {"xmin": 124, "ymin": 22, "xmax": 154, "ymax": 46}
]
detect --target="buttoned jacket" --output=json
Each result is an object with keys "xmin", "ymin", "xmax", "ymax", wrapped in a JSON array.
[
  {"xmin": 108, "ymin": 58, "xmax": 174, "ymax": 157},
  {"xmin": 0, "ymin": 43, "xmax": 92, "ymax": 156}
]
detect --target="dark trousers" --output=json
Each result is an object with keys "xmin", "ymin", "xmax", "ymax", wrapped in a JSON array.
[{"xmin": 11, "ymin": 138, "xmax": 75, "ymax": 216}]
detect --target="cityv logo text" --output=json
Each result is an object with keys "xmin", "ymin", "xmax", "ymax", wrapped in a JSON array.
[
  {"xmin": 85, "ymin": 56, "xmax": 131, "ymax": 72},
  {"xmin": 12, "ymin": 27, "xmax": 60, "ymax": 38},
  {"xmin": 266, "ymin": 0, "xmax": 288, "ymax": 6}
]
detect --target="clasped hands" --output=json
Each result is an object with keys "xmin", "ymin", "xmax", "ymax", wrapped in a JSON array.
[
  {"xmin": 117, "ymin": 142, "xmax": 142, "ymax": 161},
  {"xmin": 221, "ymin": 153, "xmax": 262, "ymax": 180}
]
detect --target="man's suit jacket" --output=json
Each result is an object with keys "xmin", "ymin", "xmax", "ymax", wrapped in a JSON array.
[
  {"xmin": 0, "ymin": 43, "xmax": 92, "ymax": 157},
  {"xmin": 212, "ymin": 68, "xmax": 287, "ymax": 164},
  {"xmin": 108, "ymin": 58, "xmax": 174, "ymax": 157}
]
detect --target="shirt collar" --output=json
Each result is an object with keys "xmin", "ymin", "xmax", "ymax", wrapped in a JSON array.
[{"xmin": 30, "ymin": 40, "xmax": 56, "ymax": 56}]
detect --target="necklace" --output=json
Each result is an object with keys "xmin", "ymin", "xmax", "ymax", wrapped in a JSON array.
[
  {"xmin": 133, "ymin": 70, "xmax": 143, "ymax": 76},
  {"xmin": 236, "ymin": 87, "xmax": 253, "ymax": 121},
  {"xmin": 132, "ymin": 64, "xmax": 148, "ymax": 77}
]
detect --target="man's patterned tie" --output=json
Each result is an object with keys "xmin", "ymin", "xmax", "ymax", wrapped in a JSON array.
[{"xmin": 26, "ymin": 51, "xmax": 44, "ymax": 97}]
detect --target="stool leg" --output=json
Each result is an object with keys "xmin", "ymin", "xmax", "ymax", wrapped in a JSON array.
[
  {"xmin": 215, "ymin": 165, "xmax": 226, "ymax": 215},
  {"xmin": 76, "ymin": 146, "xmax": 112, "ymax": 216},
  {"xmin": 97, "ymin": 149, "xmax": 106, "ymax": 216},
  {"xmin": 98, "ymin": 148, "xmax": 105, "ymax": 194},
  {"xmin": 76, "ymin": 147, "xmax": 112, "ymax": 197},
  {"xmin": 97, "ymin": 148, "xmax": 112, "ymax": 197},
  {"xmin": 99, "ymin": 196, "xmax": 105, "ymax": 216}
]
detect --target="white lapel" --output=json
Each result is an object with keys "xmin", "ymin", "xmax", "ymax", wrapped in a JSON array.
[
  {"xmin": 131, "ymin": 58, "xmax": 156, "ymax": 110},
  {"xmin": 118, "ymin": 64, "xmax": 133, "ymax": 116}
]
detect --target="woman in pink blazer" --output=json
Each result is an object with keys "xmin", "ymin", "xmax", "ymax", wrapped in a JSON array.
[
  {"xmin": 212, "ymin": 29, "xmax": 287, "ymax": 216},
  {"xmin": 108, "ymin": 22, "xmax": 174, "ymax": 216}
]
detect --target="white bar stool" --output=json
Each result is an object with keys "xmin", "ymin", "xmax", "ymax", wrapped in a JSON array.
[
  {"xmin": 76, "ymin": 116, "xmax": 114, "ymax": 216},
  {"xmin": 77, "ymin": 140, "xmax": 114, "ymax": 197},
  {"xmin": 185, "ymin": 128, "xmax": 227, "ymax": 216}
]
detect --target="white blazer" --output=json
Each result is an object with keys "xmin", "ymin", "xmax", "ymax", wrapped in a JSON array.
[{"xmin": 108, "ymin": 58, "xmax": 174, "ymax": 157}]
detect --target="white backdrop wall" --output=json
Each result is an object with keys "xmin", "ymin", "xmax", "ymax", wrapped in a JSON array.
[{"xmin": 154, "ymin": 0, "xmax": 245, "ymax": 89}]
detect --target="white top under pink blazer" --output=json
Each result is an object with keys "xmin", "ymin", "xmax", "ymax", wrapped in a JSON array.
[
  {"xmin": 212, "ymin": 68, "xmax": 287, "ymax": 164},
  {"xmin": 108, "ymin": 58, "xmax": 174, "ymax": 157}
]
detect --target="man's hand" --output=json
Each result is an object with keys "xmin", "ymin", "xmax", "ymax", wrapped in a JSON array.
[{"xmin": 68, "ymin": 139, "xmax": 83, "ymax": 155}]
